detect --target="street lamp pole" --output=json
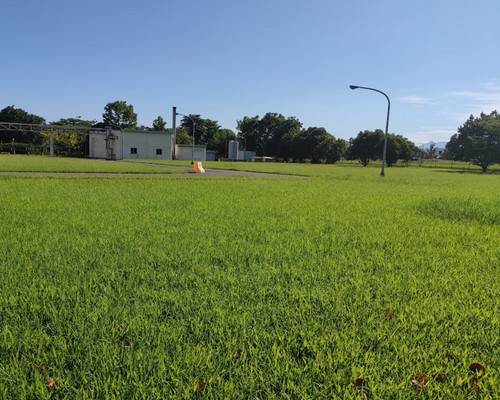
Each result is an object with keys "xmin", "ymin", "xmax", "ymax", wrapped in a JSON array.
[
  {"xmin": 176, "ymin": 112, "xmax": 196, "ymax": 164},
  {"xmin": 349, "ymin": 85, "xmax": 391, "ymax": 177},
  {"xmin": 172, "ymin": 106, "xmax": 177, "ymax": 160}
]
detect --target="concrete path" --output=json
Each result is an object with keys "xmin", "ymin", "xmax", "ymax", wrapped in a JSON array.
[
  {"xmin": 0, "ymin": 162, "xmax": 300, "ymax": 178},
  {"xmin": 115, "ymin": 161, "xmax": 300, "ymax": 178}
]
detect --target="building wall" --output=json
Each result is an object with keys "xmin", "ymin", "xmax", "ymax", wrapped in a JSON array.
[
  {"xmin": 89, "ymin": 134, "xmax": 108, "ymax": 159},
  {"xmin": 206, "ymin": 150, "xmax": 217, "ymax": 161},
  {"xmin": 240, "ymin": 150, "xmax": 256, "ymax": 161},
  {"xmin": 89, "ymin": 130, "xmax": 171, "ymax": 160},
  {"xmin": 176, "ymin": 144, "xmax": 207, "ymax": 161},
  {"xmin": 123, "ymin": 131, "xmax": 171, "ymax": 160}
]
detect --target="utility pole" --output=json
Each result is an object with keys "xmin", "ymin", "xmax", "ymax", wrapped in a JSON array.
[{"xmin": 172, "ymin": 106, "xmax": 177, "ymax": 159}]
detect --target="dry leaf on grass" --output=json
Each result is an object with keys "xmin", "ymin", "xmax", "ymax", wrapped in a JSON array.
[
  {"xmin": 197, "ymin": 380, "xmax": 207, "ymax": 392},
  {"xmin": 470, "ymin": 377, "xmax": 481, "ymax": 392},
  {"xmin": 33, "ymin": 363, "xmax": 46, "ymax": 374},
  {"xmin": 434, "ymin": 372, "xmax": 448, "ymax": 382},
  {"xmin": 383, "ymin": 312, "xmax": 396, "ymax": 319},
  {"xmin": 353, "ymin": 378, "xmax": 367, "ymax": 387},
  {"xmin": 47, "ymin": 378, "xmax": 57, "ymax": 392},
  {"xmin": 411, "ymin": 373, "xmax": 429, "ymax": 394},
  {"xmin": 469, "ymin": 363, "xmax": 485, "ymax": 374}
]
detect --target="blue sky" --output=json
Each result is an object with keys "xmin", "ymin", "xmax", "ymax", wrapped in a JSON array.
[{"xmin": 2, "ymin": 0, "xmax": 499, "ymax": 144}]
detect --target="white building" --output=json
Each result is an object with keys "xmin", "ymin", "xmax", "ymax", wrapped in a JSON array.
[
  {"xmin": 227, "ymin": 140, "xmax": 256, "ymax": 161},
  {"xmin": 89, "ymin": 129, "xmax": 209, "ymax": 161},
  {"xmin": 89, "ymin": 129, "xmax": 173, "ymax": 160},
  {"xmin": 175, "ymin": 144, "xmax": 206, "ymax": 162}
]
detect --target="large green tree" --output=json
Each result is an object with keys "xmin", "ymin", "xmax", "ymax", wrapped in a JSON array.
[
  {"xmin": 212, "ymin": 128, "xmax": 236, "ymax": 159},
  {"xmin": 152, "ymin": 116, "xmax": 166, "ymax": 131},
  {"xmin": 0, "ymin": 106, "xmax": 45, "ymax": 144},
  {"xmin": 347, "ymin": 130, "xmax": 384, "ymax": 166},
  {"xmin": 262, "ymin": 113, "xmax": 302, "ymax": 159},
  {"xmin": 291, "ymin": 127, "xmax": 342, "ymax": 163},
  {"xmin": 347, "ymin": 130, "xmax": 416, "ymax": 166},
  {"xmin": 336, "ymin": 138, "xmax": 348, "ymax": 160},
  {"xmin": 102, "ymin": 101, "xmax": 137, "ymax": 129},
  {"xmin": 236, "ymin": 115, "xmax": 261, "ymax": 153},
  {"xmin": 179, "ymin": 115, "xmax": 220, "ymax": 148},
  {"xmin": 178, "ymin": 116, "xmax": 235, "ymax": 158},
  {"xmin": 445, "ymin": 111, "xmax": 500, "ymax": 172},
  {"xmin": 385, "ymin": 134, "xmax": 418, "ymax": 166},
  {"xmin": 47, "ymin": 118, "xmax": 95, "ymax": 157},
  {"xmin": 236, "ymin": 113, "xmax": 302, "ymax": 158},
  {"xmin": 175, "ymin": 127, "xmax": 192, "ymax": 144},
  {"xmin": 0, "ymin": 105, "xmax": 45, "ymax": 125},
  {"xmin": 52, "ymin": 117, "xmax": 95, "ymax": 127}
]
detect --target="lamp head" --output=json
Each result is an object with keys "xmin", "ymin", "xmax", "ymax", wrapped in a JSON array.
[{"xmin": 349, "ymin": 85, "xmax": 359, "ymax": 90}]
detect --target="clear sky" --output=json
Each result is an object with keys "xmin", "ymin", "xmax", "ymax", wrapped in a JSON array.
[{"xmin": 2, "ymin": 0, "xmax": 499, "ymax": 144}]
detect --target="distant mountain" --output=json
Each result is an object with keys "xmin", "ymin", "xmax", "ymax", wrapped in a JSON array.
[{"xmin": 417, "ymin": 141, "xmax": 448, "ymax": 149}]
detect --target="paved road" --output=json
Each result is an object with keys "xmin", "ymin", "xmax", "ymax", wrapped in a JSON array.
[
  {"xmin": 0, "ymin": 162, "xmax": 300, "ymax": 178},
  {"xmin": 131, "ymin": 163, "xmax": 300, "ymax": 178}
]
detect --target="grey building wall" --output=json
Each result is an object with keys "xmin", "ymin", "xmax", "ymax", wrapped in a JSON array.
[
  {"xmin": 123, "ymin": 131, "xmax": 171, "ymax": 160},
  {"xmin": 89, "ymin": 130, "xmax": 172, "ymax": 160},
  {"xmin": 176, "ymin": 144, "xmax": 207, "ymax": 162},
  {"xmin": 89, "ymin": 134, "xmax": 109, "ymax": 159}
]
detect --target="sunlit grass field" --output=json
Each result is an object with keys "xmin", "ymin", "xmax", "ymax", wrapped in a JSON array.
[
  {"xmin": 0, "ymin": 157, "xmax": 499, "ymax": 398},
  {"xmin": 126, "ymin": 157, "xmax": 500, "ymax": 175},
  {"xmin": 0, "ymin": 155, "xmax": 183, "ymax": 174}
]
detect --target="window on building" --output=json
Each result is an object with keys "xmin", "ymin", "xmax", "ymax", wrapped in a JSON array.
[
  {"xmin": 156, "ymin": 148, "xmax": 162, "ymax": 155},
  {"xmin": 130, "ymin": 147, "xmax": 137, "ymax": 154}
]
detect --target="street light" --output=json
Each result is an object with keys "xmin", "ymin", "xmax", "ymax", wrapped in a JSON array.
[
  {"xmin": 176, "ymin": 112, "xmax": 196, "ymax": 164},
  {"xmin": 349, "ymin": 85, "xmax": 391, "ymax": 177}
]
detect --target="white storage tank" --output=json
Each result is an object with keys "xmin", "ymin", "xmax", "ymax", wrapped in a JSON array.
[{"xmin": 228, "ymin": 140, "xmax": 239, "ymax": 160}]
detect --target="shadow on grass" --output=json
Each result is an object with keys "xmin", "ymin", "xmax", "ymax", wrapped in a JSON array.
[
  {"xmin": 431, "ymin": 168, "xmax": 500, "ymax": 175},
  {"xmin": 417, "ymin": 196, "xmax": 500, "ymax": 225}
]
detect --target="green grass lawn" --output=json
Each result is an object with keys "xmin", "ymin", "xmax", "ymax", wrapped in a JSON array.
[
  {"xmin": 0, "ymin": 158, "xmax": 498, "ymax": 398},
  {"xmin": 0, "ymin": 155, "xmax": 184, "ymax": 174},
  {"xmin": 125, "ymin": 157, "xmax": 500, "ymax": 175}
]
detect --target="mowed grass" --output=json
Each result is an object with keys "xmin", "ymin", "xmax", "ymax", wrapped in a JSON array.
[
  {"xmin": 0, "ymin": 158, "xmax": 499, "ymax": 399},
  {"xmin": 0, "ymin": 155, "xmax": 184, "ymax": 174},
  {"xmin": 126, "ymin": 157, "xmax": 500, "ymax": 175}
]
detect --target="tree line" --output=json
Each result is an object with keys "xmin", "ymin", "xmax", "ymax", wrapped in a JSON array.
[
  {"xmin": 1, "ymin": 101, "xmax": 499, "ymax": 170},
  {"xmin": 444, "ymin": 111, "xmax": 500, "ymax": 172},
  {"xmin": 0, "ymin": 101, "xmax": 167, "ymax": 156}
]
